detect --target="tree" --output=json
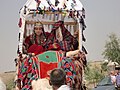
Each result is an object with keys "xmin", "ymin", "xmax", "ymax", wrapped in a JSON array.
[
  {"xmin": 101, "ymin": 62, "xmax": 108, "ymax": 72},
  {"xmin": 85, "ymin": 63, "xmax": 104, "ymax": 87},
  {"xmin": 102, "ymin": 33, "xmax": 120, "ymax": 64}
]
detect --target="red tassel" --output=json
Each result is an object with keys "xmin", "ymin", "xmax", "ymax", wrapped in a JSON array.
[{"xmin": 18, "ymin": 18, "xmax": 22, "ymax": 28}]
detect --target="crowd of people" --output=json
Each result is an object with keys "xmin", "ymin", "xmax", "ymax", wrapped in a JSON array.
[{"xmin": 110, "ymin": 70, "xmax": 120, "ymax": 89}]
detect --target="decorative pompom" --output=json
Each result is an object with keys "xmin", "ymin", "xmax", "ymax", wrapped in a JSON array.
[{"xmin": 18, "ymin": 18, "xmax": 22, "ymax": 28}]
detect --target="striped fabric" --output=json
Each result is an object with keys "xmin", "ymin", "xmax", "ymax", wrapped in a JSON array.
[
  {"xmin": 17, "ymin": 51, "xmax": 63, "ymax": 90},
  {"xmin": 59, "ymin": 52, "xmax": 87, "ymax": 89},
  {"xmin": 44, "ymin": 21, "xmax": 78, "ymax": 51},
  {"xmin": 17, "ymin": 51, "xmax": 86, "ymax": 90}
]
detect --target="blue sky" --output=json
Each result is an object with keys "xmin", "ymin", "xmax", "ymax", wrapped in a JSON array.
[{"xmin": 0, "ymin": 0, "xmax": 120, "ymax": 72}]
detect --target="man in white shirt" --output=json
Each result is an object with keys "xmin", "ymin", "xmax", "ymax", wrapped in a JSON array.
[
  {"xmin": 50, "ymin": 68, "xmax": 70, "ymax": 90},
  {"xmin": 110, "ymin": 71, "xmax": 116, "ymax": 84}
]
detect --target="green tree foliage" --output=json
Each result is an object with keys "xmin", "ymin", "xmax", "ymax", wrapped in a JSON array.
[
  {"xmin": 101, "ymin": 62, "xmax": 108, "ymax": 72},
  {"xmin": 85, "ymin": 64, "xmax": 104, "ymax": 84},
  {"xmin": 102, "ymin": 33, "xmax": 120, "ymax": 64}
]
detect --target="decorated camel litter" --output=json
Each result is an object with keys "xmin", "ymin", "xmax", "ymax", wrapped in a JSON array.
[{"xmin": 15, "ymin": 0, "xmax": 87, "ymax": 89}]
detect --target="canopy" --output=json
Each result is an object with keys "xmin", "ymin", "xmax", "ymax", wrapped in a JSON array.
[{"xmin": 18, "ymin": 0, "xmax": 86, "ymax": 53}]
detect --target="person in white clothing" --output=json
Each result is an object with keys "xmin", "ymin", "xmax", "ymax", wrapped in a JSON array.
[
  {"xmin": 50, "ymin": 68, "xmax": 70, "ymax": 90},
  {"xmin": 57, "ymin": 85, "xmax": 70, "ymax": 90},
  {"xmin": 0, "ymin": 77, "xmax": 6, "ymax": 90},
  {"xmin": 110, "ymin": 71, "xmax": 116, "ymax": 84}
]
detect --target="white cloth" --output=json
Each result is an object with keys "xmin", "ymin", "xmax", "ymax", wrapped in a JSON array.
[
  {"xmin": 32, "ymin": 78, "xmax": 52, "ymax": 90},
  {"xmin": 56, "ymin": 27, "xmax": 63, "ymax": 42},
  {"xmin": 57, "ymin": 85, "xmax": 70, "ymax": 90},
  {"xmin": 110, "ymin": 75, "xmax": 116, "ymax": 84},
  {"xmin": 0, "ymin": 78, "xmax": 6, "ymax": 90}
]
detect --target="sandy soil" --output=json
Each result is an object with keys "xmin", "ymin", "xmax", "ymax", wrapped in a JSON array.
[{"xmin": 0, "ymin": 71, "xmax": 16, "ymax": 84}]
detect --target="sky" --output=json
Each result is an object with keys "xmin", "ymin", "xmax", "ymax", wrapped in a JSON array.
[{"xmin": 0, "ymin": 0, "xmax": 120, "ymax": 72}]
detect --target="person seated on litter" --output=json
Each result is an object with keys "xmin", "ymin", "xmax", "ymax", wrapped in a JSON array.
[
  {"xmin": 23, "ymin": 22, "xmax": 49, "ymax": 55},
  {"xmin": 45, "ymin": 21, "xmax": 79, "ymax": 52}
]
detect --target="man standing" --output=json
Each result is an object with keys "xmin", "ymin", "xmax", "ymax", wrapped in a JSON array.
[
  {"xmin": 116, "ymin": 72, "xmax": 120, "ymax": 90},
  {"xmin": 50, "ymin": 68, "xmax": 70, "ymax": 90}
]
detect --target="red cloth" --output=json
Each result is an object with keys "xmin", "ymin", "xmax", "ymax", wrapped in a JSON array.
[
  {"xmin": 39, "ymin": 62, "xmax": 58, "ymax": 78},
  {"xmin": 27, "ymin": 44, "xmax": 45, "ymax": 55},
  {"xmin": 23, "ymin": 32, "xmax": 50, "ymax": 55}
]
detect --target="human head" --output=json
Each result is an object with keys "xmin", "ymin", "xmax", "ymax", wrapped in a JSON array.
[
  {"xmin": 50, "ymin": 68, "xmax": 66, "ymax": 88},
  {"xmin": 110, "ymin": 71, "xmax": 115, "ymax": 76},
  {"xmin": 34, "ymin": 22, "xmax": 44, "ymax": 36}
]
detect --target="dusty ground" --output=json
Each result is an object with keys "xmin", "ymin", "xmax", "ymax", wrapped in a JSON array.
[
  {"xmin": 0, "ymin": 71, "xmax": 16, "ymax": 90},
  {"xmin": 0, "ymin": 71, "xmax": 15, "ymax": 84},
  {"xmin": 0, "ymin": 71, "xmax": 94, "ymax": 90}
]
